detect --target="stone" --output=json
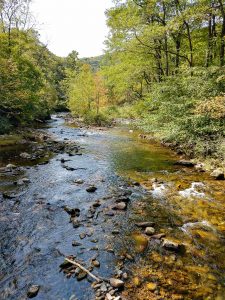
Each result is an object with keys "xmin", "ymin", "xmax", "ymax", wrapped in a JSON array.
[
  {"xmin": 151, "ymin": 233, "xmax": 166, "ymax": 239},
  {"xmin": 93, "ymin": 201, "xmax": 101, "ymax": 208},
  {"xmin": 20, "ymin": 152, "xmax": 31, "ymax": 159},
  {"xmin": 92, "ymin": 260, "xmax": 100, "ymax": 267},
  {"xmin": 105, "ymin": 211, "xmax": 115, "ymax": 217},
  {"xmin": 113, "ymin": 202, "xmax": 127, "ymax": 210},
  {"xmin": 77, "ymin": 271, "xmax": 87, "ymax": 281},
  {"xmin": 100, "ymin": 283, "xmax": 107, "ymax": 292},
  {"xmin": 110, "ymin": 278, "xmax": 124, "ymax": 288},
  {"xmin": 64, "ymin": 206, "xmax": 80, "ymax": 217},
  {"xmin": 6, "ymin": 164, "xmax": 17, "ymax": 169},
  {"xmin": 122, "ymin": 272, "xmax": 128, "ymax": 280},
  {"xmin": 21, "ymin": 178, "xmax": 31, "ymax": 183},
  {"xmin": 210, "ymin": 169, "xmax": 224, "ymax": 180},
  {"xmin": 146, "ymin": 282, "xmax": 157, "ymax": 291},
  {"xmin": 86, "ymin": 186, "xmax": 97, "ymax": 193},
  {"xmin": 162, "ymin": 239, "xmax": 186, "ymax": 253},
  {"xmin": 27, "ymin": 285, "xmax": 40, "ymax": 298},
  {"xmin": 174, "ymin": 160, "xmax": 195, "ymax": 167},
  {"xmin": 145, "ymin": 227, "xmax": 156, "ymax": 235},
  {"xmin": 135, "ymin": 222, "xmax": 155, "ymax": 228},
  {"xmin": 74, "ymin": 179, "xmax": 84, "ymax": 184},
  {"xmin": 195, "ymin": 163, "xmax": 205, "ymax": 172},
  {"xmin": 72, "ymin": 241, "xmax": 82, "ymax": 247},
  {"xmin": 79, "ymin": 233, "xmax": 86, "ymax": 239}
]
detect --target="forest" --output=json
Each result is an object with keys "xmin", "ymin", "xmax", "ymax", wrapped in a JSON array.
[
  {"xmin": 1, "ymin": 1, "xmax": 225, "ymax": 300},
  {"xmin": 1, "ymin": 0, "xmax": 225, "ymax": 160}
]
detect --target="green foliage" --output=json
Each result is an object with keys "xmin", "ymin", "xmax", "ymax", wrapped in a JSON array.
[
  {"xmin": 102, "ymin": 0, "xmax": 225, "ymax": 159},
  {"xmin": 83, "ymin": 111, "xmax": 112, "ymax": 126}
]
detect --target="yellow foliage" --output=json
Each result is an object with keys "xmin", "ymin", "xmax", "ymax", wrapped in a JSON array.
[{"xmin": 195, "ymin": 94, "xmax": 225, "ymax": 119}]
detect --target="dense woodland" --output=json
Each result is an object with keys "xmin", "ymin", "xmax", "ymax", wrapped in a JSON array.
[{"xmin": 1, "ymin": 0, "xmax": 225, "ymax": 161}]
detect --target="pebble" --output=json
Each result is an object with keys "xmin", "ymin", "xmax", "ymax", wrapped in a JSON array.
[
  {"xmin": 77, "ymin": 271, "xmax": 87, "ymax": 281},
  {"xmin": 162, "ymin": 239, "xmax": 185, "ymax": 253},
  {"xmin": 110, "ymin": 278, "xmax": 124, "ymax": 288},
  {"xmin": 27, "ymin": 285, "xmax": 40, "ymax": 298},
  {"xmin": 145, "ymin": 227, "xmax": 156, "ymax": 235},
  {"xmin": 86, "ymin": 186, "xmax": 97, "ymax": 193},
  {"xmin": 113, "ymin": 202, "xmax": 127, "ymax": 210},
  {"xmin": 74, "ymin": 179, "xmax": 84, "ymax": 184},
  {"xmin": 92, "ymin": 260, "xmax": 100, "ymax": 267},
  {"xmin": 79, "ymin": 233, "xmax": 87, "ymax": 239},
  {"xmin": 72, "ymin": 241, "xmax": 82, "ymax": 247}
]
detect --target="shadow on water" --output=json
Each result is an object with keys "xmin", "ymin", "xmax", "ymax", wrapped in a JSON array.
[{"xmin": 0, "ymin": 116, "xmax": 225, "ymax": 300}]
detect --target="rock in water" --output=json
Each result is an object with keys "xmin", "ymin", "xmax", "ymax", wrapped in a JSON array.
[
  {"xmin": 74, "ymin": 179, "xmax": 84, "ymax": 184},
  {"xmin": 162, "ymin": 239, "xmax": 185, "ymax": 253},
  {"xmin": 20, "ymin": 152, "xmax": 31, "ymax": 159},
  {"xmin": 174, "ymin": 160, "xmax": 195, "ymax": 167},
  {"xmin": 86, "ymin": 186, "xmax": 97, "ymax": 193},
  {"xmin": 110, "ymin": 278, "xmax": 124, "ymax": 288},
  {"xmin": 210, "ymin": 169, "xmax": 224, "ymax": 180},
  {"xmin": 145, "ymin": 227, "xmax": 156, "ymax": 235},
  {"xmin": 27, "ymin": 285, "xmax": 40, "ymax": 298},
  {"xmin": 135, "ymin": 222, "xmax": 155, "ymax": 228},
  {"xmin": 6, "ymin": 164, "xmax": 17, "ymax": 170},
  {"xmin": 113, "ymin": 202, "xmax": 127, "ymax": 210}
]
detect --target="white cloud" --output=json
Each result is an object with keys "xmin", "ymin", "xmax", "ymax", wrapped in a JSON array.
[{"xmin": 31, "ymin": 0, "xmax": 113, "ymax": 58}]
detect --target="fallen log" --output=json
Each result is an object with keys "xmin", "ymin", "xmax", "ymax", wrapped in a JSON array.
[{"xmin": 65, "ymin": 258, "xmax": 103, "ymax": 282}]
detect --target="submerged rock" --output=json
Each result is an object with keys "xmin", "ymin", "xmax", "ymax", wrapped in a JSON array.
[
  {"xmin": 27, "ymin": 285, "xmax": 40, "ymax": 298},
  {"xmin": 86, "ymin": 186, "xmax": 97, "ymax": 193}
]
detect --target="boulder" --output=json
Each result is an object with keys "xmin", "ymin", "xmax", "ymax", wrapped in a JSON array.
[{"xmin": 210, "ymin": 169, "xmax": 224, "ymax": 180}]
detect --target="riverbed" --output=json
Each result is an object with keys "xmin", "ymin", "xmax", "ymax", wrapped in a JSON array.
[{"xmin": 0, "ymin": 116, "xmax": 225, "ymax": 300}]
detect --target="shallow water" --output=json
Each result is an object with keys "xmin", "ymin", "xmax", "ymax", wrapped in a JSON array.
[{"xmin": 0, "ymin": 116, "xmax": 225, "ymax": 300}]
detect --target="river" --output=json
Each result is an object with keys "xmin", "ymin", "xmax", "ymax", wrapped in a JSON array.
[{"xmin": 0, "ymin": 116, "xmax": 225, "ymax": 300}]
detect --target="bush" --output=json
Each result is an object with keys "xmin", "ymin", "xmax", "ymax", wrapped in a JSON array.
[
  {"xmin": 0, "ymin": 116, "xmax": 13, "ymax": 134},
  {"xmin": 83, "ymin": 111, "xmax": 112, "ymax": 126}
]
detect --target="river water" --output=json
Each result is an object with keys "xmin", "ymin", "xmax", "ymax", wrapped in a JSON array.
[{"xmin": 0, "ymin": 116, "xmax": 225, "ymax": 300}]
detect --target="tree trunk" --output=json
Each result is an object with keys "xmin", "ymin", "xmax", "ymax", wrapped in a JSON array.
[{"xmin": 218, "ymin": 0, "xmax": 225, "ymax": 66}]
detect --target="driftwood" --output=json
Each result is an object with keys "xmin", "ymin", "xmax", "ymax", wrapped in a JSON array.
[{"xmin": 65, "ymin": 258, "xmax": 103, "ymax": 282}]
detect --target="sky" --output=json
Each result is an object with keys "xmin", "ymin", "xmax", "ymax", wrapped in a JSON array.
[{"xmin": 31, "ymin": 0, "xmax": 113, "ymax": 58}]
